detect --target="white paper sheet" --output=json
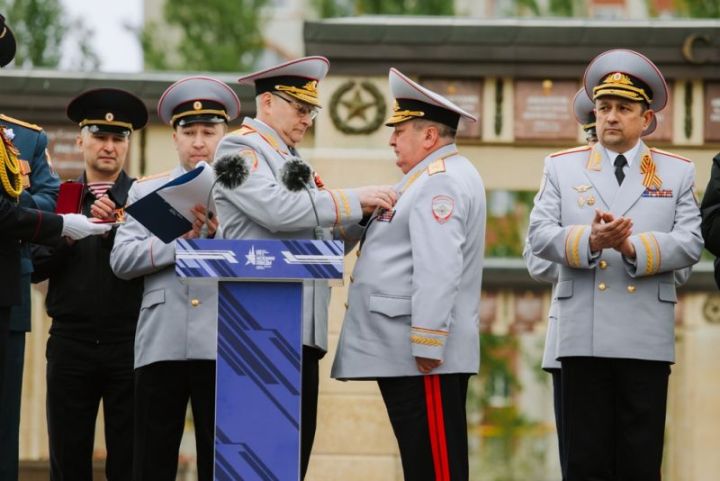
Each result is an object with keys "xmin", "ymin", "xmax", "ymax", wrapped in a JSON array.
[{"xmin": 156, "ymin": 161, "xmax": 216, "ymax": 222}]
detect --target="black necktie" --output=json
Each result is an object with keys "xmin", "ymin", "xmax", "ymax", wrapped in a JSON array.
[
  {"xmin": 288, "ymin": 146, "xmax": 299, "ymax": 157},
  {"xmin": 614, "ymin": 155, "xmax": 627, "ymax": 185}
]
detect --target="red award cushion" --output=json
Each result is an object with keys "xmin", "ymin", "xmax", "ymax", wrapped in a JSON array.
[{"xmin": 55, "ymin": 181, "xmax": 85, "ymax": 214}]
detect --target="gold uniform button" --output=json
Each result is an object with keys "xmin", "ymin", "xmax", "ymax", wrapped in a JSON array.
[
  {"xmin": 356, "ymin": 250, "xmax": 361, "ymax": 257},
  {"xmin": 344, "ymin": 302, "xmax": 349, "ymax": 309},
  {"xmin": 598, "ymin": 282, "xmax": 607, "ymax": 291},
  {"xmin": 627, "ymin": 285, "xmax": 636, "ymax": 293},
  {"xmin": 599, "ymin": 260, "xmax": 608, "ymax": 269},
  {"xmin": 191, "ymin": 299, "xmax": 200, "ymax": 307},
  {"xmin": 349, "ymin": 275, "xmax": 354, "ymax": 283}
]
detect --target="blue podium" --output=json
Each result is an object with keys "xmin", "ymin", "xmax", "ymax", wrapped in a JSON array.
[{"xmin": 176, "ymin": 239, "xmax": 344, "ymax": 481}]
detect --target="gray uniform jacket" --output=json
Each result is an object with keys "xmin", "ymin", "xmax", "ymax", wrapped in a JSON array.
[
  {"xmin": 528, "ymin": 142, "xmax": 702, "ymax": 363},
  {"xmin": 213, "ymin": 117, "xmax": 364, "ymax": 352},
  {"xmin": 522, "ymin": 241, "xmax": 562, "ymax": 370},
  {"xmin": 110, "ymin": 167, "xmax": 218, "ymax": 369},
  {"xmin": 522, "ymin": 239, "xmax": 691, "ymax": 371},
  {"xmin": 332, "ymin": 144, "xmax": 486, "ymax": 379}
]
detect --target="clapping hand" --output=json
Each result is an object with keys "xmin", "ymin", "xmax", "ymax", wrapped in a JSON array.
[{"xmin": 589, "ymin": 209, "xmax": 633, "ymax": 254}]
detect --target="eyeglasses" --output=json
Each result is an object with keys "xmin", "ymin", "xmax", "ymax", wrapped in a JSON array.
[{"xmin": 272, "ymin": 93, "xmax": 319, "ymax": 120}]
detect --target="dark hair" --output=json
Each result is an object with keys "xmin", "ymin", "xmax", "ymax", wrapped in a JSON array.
[{"xmin": 585, "ymin": 126, "xmax": 598, "ymax": 143}]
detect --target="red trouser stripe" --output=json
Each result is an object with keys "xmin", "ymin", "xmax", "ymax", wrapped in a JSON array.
[
  {"xmin": 432, "ymin": 375, "xmax": 450, "ymax": 480},
  {"xmin": 424, "ymin": 376, "xmax": 442, "ymax": 481},
  {"xmin": 424, "ymin": 375, "xmax": 450, "ymax": 481}
]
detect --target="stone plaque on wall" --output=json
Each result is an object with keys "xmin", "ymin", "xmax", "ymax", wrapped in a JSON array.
[
  {"xmin": 45, "ymin": 127, "xmax": 84, "ymax": 181},
  {"xmin": 421, "ymin": 79, "xmax": 482, "ymax": 139},
  {"xmin": 705, "ymin": 82, "xmax": 720, "ymax": 142},
  {"xmin": 512, "ymin": 291, "xmax": 543, "ymax": 334},
  {"xmin": 644, "ymin": 83, "xmax": 673, "ymax": 142},
  {"xmin": 479, "ymin": 291, "xmax": 497, "ymax": 333},
  {"xmin": 514, "ymin": 80, "xmax": 577, "ymax": 140}
]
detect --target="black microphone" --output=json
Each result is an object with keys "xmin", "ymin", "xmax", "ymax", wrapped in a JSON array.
[
  {"xmin": 280, "ymin": 157, "xmax": 325, "ymax": 240},
  {"xmin": 214, "ymin": 153, "xmax": 250, "ymax": 190},
  {"xmin": 201, "ymin": 154, "xmax": 250, "ymax": 238}
]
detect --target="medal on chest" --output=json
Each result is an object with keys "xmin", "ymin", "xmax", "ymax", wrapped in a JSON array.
[{"xmin": 376, "ymin": 208, "xmax": 396, "ymax": 222}]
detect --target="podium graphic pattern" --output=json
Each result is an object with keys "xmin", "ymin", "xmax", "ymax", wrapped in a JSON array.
[
  {"xmin": 175, "ymin": 239, "xmax": 344, "ymax": 481},
  {"xmin": 215, "ymin": 282, "xmax": 302, "ymax": 481},
  {"xmin": 176, "ymin": 239, "xmax": 343, "ymax": 280}
]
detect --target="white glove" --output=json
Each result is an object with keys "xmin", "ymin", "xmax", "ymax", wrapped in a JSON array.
[{"xmin": 60, "ymin": 213, "xmax": 113, "ymax": 240}]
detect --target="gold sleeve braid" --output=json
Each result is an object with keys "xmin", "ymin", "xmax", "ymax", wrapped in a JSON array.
[
  {"xmin": 638, "ymin": 233, "xmax": 661, "ymax": 275},
  {"xmin": 410, "ymin": 327, "xmax": 448, "ymax": 347},
  {"xmin": 410, "ymin": 336, "xmax": 444, "ymax": 347},
  {"xmin": 564, "ymin": 225, "xmax": 588, "ymax": 268}
]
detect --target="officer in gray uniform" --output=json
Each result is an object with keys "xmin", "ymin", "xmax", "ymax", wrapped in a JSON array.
[
  {"xmin": 524, "ymin": 87, "xmax": 667, "ymax": 481},
  {"xmin": 213, "ymin": 56, "xmax": 396, "ymax": 478},
  {"xmin": 110, "ymin": 76, "xmax": 240, "ymax": 481},
  {"xmin": 331, "ymin": 68, "xmax": 486, "ymax": 481},
  {"xmin": 527, "ymin": 49, "xmax": 703, "ymax": 480}
]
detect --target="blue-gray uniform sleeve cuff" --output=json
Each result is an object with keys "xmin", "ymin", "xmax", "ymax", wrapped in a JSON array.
[
  {"xmin": 320, "ymin": 188, "xmax": 363, "ymax": 226},
  {"xmin": 410, "ymin": 327, "xmax": 447, "ymax": 360}
]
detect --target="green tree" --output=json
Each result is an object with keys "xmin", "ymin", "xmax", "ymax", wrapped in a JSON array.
[
  {"xmin": 673, "ymin": 0, "xmax": 720, "ymax": 17},
  {"xmin": 311, "ymin": 0, "xmax": 354, "ymax": 17},
  {"xmin": 68, "ymin": 18, "xmax": 100, "ymax": 71},
  {"xmin": 510, "ymin": 0, "xmax": 585, "ymax": 17},
  {"xmin": 312, "ymin": 0, "xmax": 454, "ymax": 17},
  {"xmin": 512, "ymin": 0, "xmax": 541, "ymax": 16},
  {"xmin": 0, "ymin": 0, "xmax": 65, "ymax": 67},
  {"xmin": 548, "ymin": 0, "xmax": 575, "ymax": 16},
  {"xmin": 140, "ymin": 0, "xmax": 269, "ymax": 72},
  {"xmin": 0, "ymin": 0, "xmax": 99, "ymax": 69}
]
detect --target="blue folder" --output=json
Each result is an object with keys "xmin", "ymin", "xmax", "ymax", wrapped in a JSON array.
[{"xmin": 125, "ymin": 166, "xmax": 207, "ymax": 243}]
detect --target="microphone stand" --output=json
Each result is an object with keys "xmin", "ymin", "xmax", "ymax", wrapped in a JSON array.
[
  {"xmin": 302, "ymin": 184, "xmax": 325, "ymax": 240},
  {"xmin": 200, "ymin": 177, "xmax": 221, "ymax": 238}
]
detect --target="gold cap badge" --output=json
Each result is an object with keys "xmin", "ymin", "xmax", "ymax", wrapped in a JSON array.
[
  {"xmin": 303, "ymin": 80, "xmax": 318, "ymax": 94},
  {"xmin": 592, "ymin": 72, "xmax": 651, "ymax": 103},
  {"xmin": 275, "ymin": 79, "xmax": 322, "ymax": 107}
]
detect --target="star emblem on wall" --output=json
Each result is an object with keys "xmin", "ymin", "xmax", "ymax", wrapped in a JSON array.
[{"xmin": 330, "ymin": 80, "xmax": 386, "ymax": 135}]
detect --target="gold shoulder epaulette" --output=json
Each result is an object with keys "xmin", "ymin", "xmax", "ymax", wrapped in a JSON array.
[
  {"xmin": 137, "ymin": 170, "xmax": 171, "ymax": 183},
  {"xmin": 0, "ymin": 114, "xmax": 42, "ymax": 132},
  {"xmin": 650, "ymin": 147, "xmax": 691, "ymax": 163},
  {"xmin": 550, "ymin": 145, "xmax": 590, "ymax": 158},
  {"xmin": 230, "ymin": 125, "xmax": 255, "ymax": 137},
  {"xmin": 427, "ymin": 158, "xmax": 446, "ymax": 176}
]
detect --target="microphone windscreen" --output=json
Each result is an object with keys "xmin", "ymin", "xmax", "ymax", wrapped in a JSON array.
[
  {"xmin": 214, "ymin": 153, "xmax": 250, "ymax": 190},
  {"xmin": 280, "ymin": 158, "xmax": 312, "ymax": 192}
]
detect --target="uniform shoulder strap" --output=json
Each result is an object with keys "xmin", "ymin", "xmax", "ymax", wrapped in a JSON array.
[
  {"xmin": 0, "ymin": 114, "xmax": 42, "ymax": 132},
  {"xmin": 427, "ymin": 158, "xmax": 446, "ymax": 176},
  {"xmin": 650, "ymin": 147, "xmax": 691, "ymax": 163},
  {"xmin": 550, "ymin": 145, "xmax": 591, "ymax": 158},
  {"xmin": 230, "ymin": 124, "xmax": 256, "ymax": 137}
]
